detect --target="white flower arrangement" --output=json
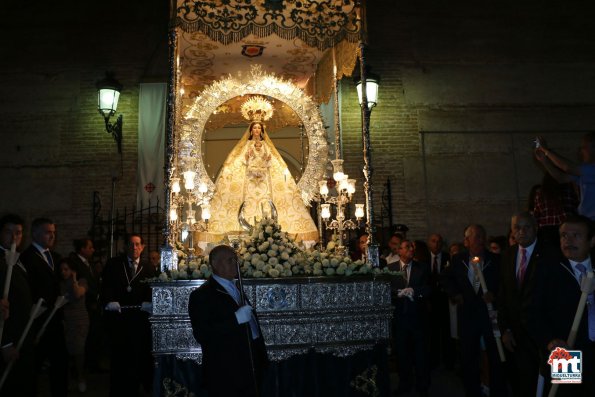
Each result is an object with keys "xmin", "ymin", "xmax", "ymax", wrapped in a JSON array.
[{"xmin": 155, "ymin": 218, "xmax": 401, "ymax": 280}]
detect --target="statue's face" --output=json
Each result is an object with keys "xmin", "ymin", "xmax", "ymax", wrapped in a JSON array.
[{"xmin": 251, "ymin": 123, "xmax": 263, "ymax": 140}]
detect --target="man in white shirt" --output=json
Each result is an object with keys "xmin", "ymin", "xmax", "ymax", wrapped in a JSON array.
[{"xmin": 383, "ymin": 233, "xmax": 402, "ymax": 268}]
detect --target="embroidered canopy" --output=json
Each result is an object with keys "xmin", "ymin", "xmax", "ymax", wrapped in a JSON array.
[{"xmin": 173, "ymin": 0, "xmax": 363, "ymax": 102}]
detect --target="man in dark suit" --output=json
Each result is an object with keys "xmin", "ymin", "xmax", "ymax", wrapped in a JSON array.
[
  {"xmin": 188, "ymin": 245, "xmax": 268, "ymax": 397},
  {"xmin": 498, "ymin": 212, "xmax": 550, "ymax": 396},
  {"xmin": 427, "ymin": 232, "xmax": 453, "ymax": 369},
  {"xmin": 19, "ymin": 217, "xmax": 68, "ymax": 397},
  {"xmin": 441, "ymin": 224, "xmax": 506, "ymax": 397},
  {"xmin": 0, "ymin": 214, "xmax": 35, "ymax": 397},
  {"xmin": 393, "ymin": 239, "xmax": 431, "ymax": 396},
  {"xmin": 101, "ymin": 233, "xmax": 155, "ymax": 397},
  {"xmin": 69, "ymin": 238, "xmax": 103, "ymax": 372},
  {"xmin": 533, "ymin": 215, "xmax": 595, "ymax": 396}
]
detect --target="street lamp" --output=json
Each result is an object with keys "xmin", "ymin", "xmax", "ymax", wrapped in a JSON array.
[
  {"xmin": 355, "ymin": 73, "xmax": 380, "ymax": 109},
  {"xmin": 96, "ymin": 73, "xmax": 123, "ymax": 153}
]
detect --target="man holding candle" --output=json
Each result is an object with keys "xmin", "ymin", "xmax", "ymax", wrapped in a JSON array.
[
  {"xmin": 441, "ymin": 224, "xmax": 506, "ymax": 397},
  {"xmin": 533, "ymin": 215, "xmax": 595, "ymax": 396},
  {"xmin": 0, "ymin": 214, "xmax": 34, "ymax": 396},
  {"xmin": 20, "ymin": 217, "xmax": 68, "ymax": 397}
]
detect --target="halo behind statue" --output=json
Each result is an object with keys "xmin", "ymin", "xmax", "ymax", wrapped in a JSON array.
[{"xmin": 180, "ymin": 64, "xmax": 328, "ymax": 205}]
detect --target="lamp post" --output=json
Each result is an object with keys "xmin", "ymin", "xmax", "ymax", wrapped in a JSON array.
[
  {"xmin": 355, "ymin": 61, "xmax": 380, "ymax": 267},
  {"xmin": 96, "ymin": 73, "xmax": 123, "ymax": 153},
  {"xmin": 96, "ymin": 73, "xmax": 125, "ymax": 257}
]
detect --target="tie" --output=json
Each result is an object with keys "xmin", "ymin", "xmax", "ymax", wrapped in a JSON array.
[
  {"xmin": 575, "ymin": 263, "xmax": 595, "ymax": 341},
  {"xmin": 229, "ymin": 281, "xmax": 241, "ymax": 304},
  {"xmin": 43, "ymin": 250, "xmax": 54, "ymax": 270},
  {"xmin": 129, "ymin": 259, "xmax": 137, "ymax": 275},
  {"xmin": 468, "ymin": 262, "xmax": 480, "ymax": 293},
  {"xmin": 433, "ymin": 256, "xmax": 439, "ymax": 275},
  {"xmin": 517, "ymin": 248, "xmax": 527, "ymax": 286},
  {"xmin": 402, "ymin": 264, "xmax": 410, "ymax": 285}
]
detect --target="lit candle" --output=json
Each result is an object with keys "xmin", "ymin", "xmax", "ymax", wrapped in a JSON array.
[
  {"xmin": 183, "ymin": 170, "xmax": 196, "ymax": 190},
  {"xmin": 169, "ymin": 205, "xmax": 178, "ymax": 222},
  {"xmin": 321, "ymin": 204, "xmax": 331, "ymax": 219},
  {"xmin": 171, "ymin": 178, "xmax": 181, "ymax": 193},
  {"xmin": 355, "ymin": 204, "xmax": 365, "ymax": 219},
  {"xmin": 201, "ymin": 205, "xmax": 211, "ymax": 221},
  {"xmin": 319, "ymin": 180, "xmax": 329, "ymax": 196}
]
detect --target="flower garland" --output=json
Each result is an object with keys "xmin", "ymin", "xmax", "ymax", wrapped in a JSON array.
[{"xmin": 158, "ymin": 218, "xmax": 401, "ymax": 280}]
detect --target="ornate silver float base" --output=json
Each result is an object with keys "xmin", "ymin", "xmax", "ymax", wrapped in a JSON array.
[{"xmin": 150, "ymin": 276, "xmax": 393, "ymax": 363}]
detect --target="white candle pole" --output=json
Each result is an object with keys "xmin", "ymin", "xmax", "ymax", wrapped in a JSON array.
[
  {"xmin": 2, "ymin": 242, "xmax": 16, "ymax": 298},
  {"xmin": 35, "ymin": 295, "xmax": 67, "ymax": 344},
  {"xmin": 0, "ymin": 242, "xmax": 17, "ymax": 344},
  {"xmin": 471, "ymin": 256, "xmax": 506, "ymax": 362},
  {"xmin": 0, "ymin": 298, "xmax": 45, "ymax": 391},
  {"xmin": 548, "ymin": 270, "xmax": 594, "ymax": 397}
]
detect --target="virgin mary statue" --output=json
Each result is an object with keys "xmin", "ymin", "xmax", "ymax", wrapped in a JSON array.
[{"xmin": 200, "ymin": 98, "xmax": 318, "ymax": 244}]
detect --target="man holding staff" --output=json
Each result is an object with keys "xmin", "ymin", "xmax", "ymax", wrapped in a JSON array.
[
  {"xmin": 188, "ymin": 245, "xmax": 268, "ymax": 397},
  {"xmin": 533, "ymin": 215, "xmax": 595, "ymax": 396},
  {"xmin": 19, "ymin": 217, "xmax": 68, "ymax": 397},
  {"xmin": 0, "ymin": 214, "xmax": 34, "ymax": 396}
]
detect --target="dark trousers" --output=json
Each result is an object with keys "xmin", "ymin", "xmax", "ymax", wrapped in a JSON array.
[
  {"xmin": 394, "ymin": 314, "xmax": 430, "ymax": 392},
  {"xmin": 1, "ymin": 343, "xmax": 35, "ymax": 397},
  {"xmin": 34, "ymin": 317, "xmax": 68, "ymax": 397},
  {"xmin": 106, "ymin": 309, "xmax": 153, "ymax": 397},
  {"xmin": 429, "ymin": 296, "xmax": 456, "ymax": 369},
  {"xmin": 505, "ymin": 331, "xmax": 539, "ymax": 397},
  {"xmin": 459, "ymin": 312, "xmax": 506, "ymax": 397},
  {"xmin": 84, "ymin": 305, "xmax": 105, "ymax": 370}
]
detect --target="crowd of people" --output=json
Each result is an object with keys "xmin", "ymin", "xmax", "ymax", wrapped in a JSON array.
[
  {"xmin": 0, "ymin": 216, "xmax": 156, "ymax": 397},
  {"xmin": 353, "ymin": 132, "xmax": 595, "ymax": 397},
  {"xmin": 1, "ymin": 132, "xmax": 594, "ymax": 397}
]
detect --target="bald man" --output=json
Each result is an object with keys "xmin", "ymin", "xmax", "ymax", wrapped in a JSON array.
[{"xmin": 188, "ymin": 245, "xmax": 268, "ymax": 397}]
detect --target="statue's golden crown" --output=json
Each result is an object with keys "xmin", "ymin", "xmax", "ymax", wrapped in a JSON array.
[{"xmin": 241, "ymin": 96, "xmax": 274, "ymax": 122}]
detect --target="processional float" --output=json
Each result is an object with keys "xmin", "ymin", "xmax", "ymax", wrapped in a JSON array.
[{"xmin": 151, "ymin": 1, "xmax": 390, "ymax": 396}]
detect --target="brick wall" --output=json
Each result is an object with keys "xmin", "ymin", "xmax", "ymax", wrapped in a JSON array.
[
  {"xmin": 1, "ymin": 0, "xmax": 594, "ymax": 255},
  {"xmin": 338, "ymin": 0, "xmax": 595, "ymax": 246},
  {"xmin": 0, "ymin": 0, "xmax": 168, "ymax": 256}
]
